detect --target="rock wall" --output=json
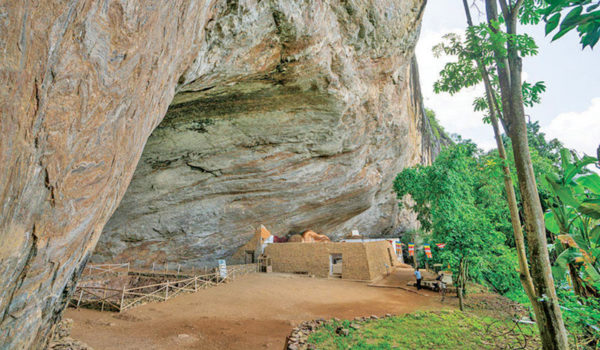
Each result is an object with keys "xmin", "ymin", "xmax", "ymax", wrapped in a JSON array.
[
  {"xmin": 0, "ymin": 0, "xmax": 429, "ymax": 348},
  {"xmin": 94, "ymin": 52, "xmax": 438, "ymax": 268}
]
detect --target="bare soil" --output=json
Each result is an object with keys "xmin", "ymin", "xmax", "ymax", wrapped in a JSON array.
[{"xmin": 66, "ymin": 269, "xmax": 448, "ymax": 349}]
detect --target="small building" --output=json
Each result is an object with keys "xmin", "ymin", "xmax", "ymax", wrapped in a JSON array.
[
  {"xmin": 264, "ymin": 241, "xmax": 398, "ymax": 281},
  {"xmin": 341, "ymin": 237, "xmax": 403, "ymax": 264}
]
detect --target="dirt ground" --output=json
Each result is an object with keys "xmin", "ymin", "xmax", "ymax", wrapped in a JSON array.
[{"xmin": 66, "ymin": 269, "xmax": 450, "ymax": 350}]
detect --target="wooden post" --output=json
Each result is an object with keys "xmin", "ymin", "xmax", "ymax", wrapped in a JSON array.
[
  {"xmin": 101, "ymin": 288, "xmax": 107, "ymax": 312},
  {"xmin": 152, "ymin": 262, "xmax": 155, "ymax": 272},
  {"xmin": 164, "ymin": 263, "xmax": 167, "ymax": 275},
  {"xmin": 194, "ymin": 276, "xmax": 197, "ymax": 292},
  {"xmin": 165, "ymin": 281, "xmax": 169, "ymax": 301},
  {"xmin": 76, "ymin": 289, "xmax": 84, "ymax": 309},
  {"xmin": 177, "ymin": 264, "xmax": 180, "ymax": 275},
  {"xmin": 120, "ymin": 286, "xmax": 125, "ymax": 313}
]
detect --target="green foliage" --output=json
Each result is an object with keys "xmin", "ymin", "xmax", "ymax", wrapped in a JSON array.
[
  {"xmin": 557, "ymin": 288, "xmax": 600, "ymax": 345},
  {"xmin": 393, "ymin": 124, "xmax": 567, "ymax": 298},
  {"xmin": 496, "ymin": 122, "xmax": 563, "ymax": 211},
  {"xmin": 525, "ymin": 121, "xmax": 564, "ymax": 164},
  {"xmin": 433, "ymin": 30, "xmax": 544, "ymax": 124},
  {"xmin": 307, "ymin": 311, "xmax": 540, "ymax": 349},
  {"xmin": 425, "ymin": 108, "xmax": 447, "ymax": 140},
  {"xmin": 394, "ymin": 142, "xmax": 521, "ymax": 295},
  {"xmin": 541, "ymin": 0, "xmax": 600, "ymax": 48},
  {"xmin": 544, "ymin": 149, "xmax": 600, "ymax": 291}
]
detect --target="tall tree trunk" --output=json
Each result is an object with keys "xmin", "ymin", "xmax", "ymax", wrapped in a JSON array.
[
  {"xmin": 461, "ymin": 0, "xmax": 540, "ymax": 320},
  {"xmin": 483, "ymin": 1, "xmax": 569, "ymax": 349}
]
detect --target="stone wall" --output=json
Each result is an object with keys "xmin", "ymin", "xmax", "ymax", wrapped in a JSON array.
[
  {"xmin": 264, "ymin": 241, "xmax": 393, "ymax": 280},
  {"xmin": 365, "ymin": 241, "xmax": 398, "ymax": 280}
]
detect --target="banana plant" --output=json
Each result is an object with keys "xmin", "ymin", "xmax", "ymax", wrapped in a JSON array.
[{"xmin": 544, "ymin": 149, "xmax": 600, "ymax": 296}]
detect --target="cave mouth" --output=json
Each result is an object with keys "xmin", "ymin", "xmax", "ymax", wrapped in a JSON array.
[{"xmin": 91, "ymin": 77, "xmax": 387, "ymax": 269}]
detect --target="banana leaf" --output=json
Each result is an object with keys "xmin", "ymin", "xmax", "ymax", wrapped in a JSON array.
[
  {"xmin": 592, "ymin": 225, "xmax": 600, "ymax": 246},
  {"xmin": 579, "ymin": 198, "xmax": 600, "ymax": 219},
  {"xmin": 552, "ymin": 247, "xmax": 583, "ymax": 280},
  {"xmin": 544, "ymin": 210, "xmax": 560, "ymax": 234},
  {"xmin": 546, "ymin": 174, "xmax": 581, "ymax": 208},
  {"xmin": 577, "ymin": 173, "xmax": 600, "ymax": 195}
]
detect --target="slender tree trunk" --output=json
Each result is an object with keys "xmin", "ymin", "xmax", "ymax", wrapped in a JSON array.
[
  {"xmin": 458, "ymin": 258, "xmax": 465, "ymax": 311},
  {"xmin": 461, "ymin": 0, "xmax": 539, "ymax": 314},
  {"xmin": 458, "ymin": 287, "xmax": 464, "ymax": 311},
  {"xmin": 483, "ymin": 1, "xmax": 569, "ymax": 349}
]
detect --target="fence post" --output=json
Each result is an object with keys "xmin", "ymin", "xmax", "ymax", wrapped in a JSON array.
[
  {"xmin": 177, "ymin": 264, "xmax": 180, "ymax": 275},
  {"xmin": 165, "ymin": 281, "xmax": 169, "ymax": 301},
  {"xmin": 127, "ymin": 263, "xmax": 130, "ymax": 273},
  {"xmin": 76, "ymin": 289, "xmax": 84, "ymax": 309},
  {"xmin": 194, "ymin": 277, "xmax": 197, "ymax": 292},
  {"xmin": 120, "ymin": 286, "xmax": 126, "ymax": 313},
  {"xmin": 101, "ymin": 288, "xmax": 107, "ymax": 312},
  {"xmin": 164, "ymin": 263, "xmax": 167, "ymax": 275},
  {"xmin": 152, "ymin": 262, "xmax": 155, "ymax": 272}
]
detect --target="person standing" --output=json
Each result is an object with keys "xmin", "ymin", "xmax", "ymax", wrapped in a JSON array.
[{"xmin": 414, "ymin": 268, "xmax": 422, "ymax": 290}]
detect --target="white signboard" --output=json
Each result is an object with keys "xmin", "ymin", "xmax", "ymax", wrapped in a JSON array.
[{"xmin": 218, "ymin": 259, "xmax": 227, "ymax": 278}]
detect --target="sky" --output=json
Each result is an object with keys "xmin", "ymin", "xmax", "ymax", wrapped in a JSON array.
[{"xmin": 416, "ymin": 1, "xmax": 600, "ymax": 158}]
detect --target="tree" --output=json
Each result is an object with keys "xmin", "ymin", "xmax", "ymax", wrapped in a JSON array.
[
  {"xmin": 482, "ymin": 1, "xmax": 569, "ymax": 348},
  {"xmin": 541, "ymin": 0, "xmax": 600, "ymax": 49},
  {"xmin": 394, "ymin": 142, "xmax": 519, "ymax": 310},
  {"xmin": 433, "ymin": 0, "xmax": 542, "ymax": 322}
]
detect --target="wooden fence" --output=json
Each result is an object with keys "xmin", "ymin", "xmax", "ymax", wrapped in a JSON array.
[
  {"xmin": 70, "ymin": 263, "xmax": 257, "ymax": 312},
  {"xmin": 83, "ymin": 262, "xmax": 130, "ymax": 275}
]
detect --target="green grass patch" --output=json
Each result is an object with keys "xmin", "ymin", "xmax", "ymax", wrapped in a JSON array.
[{"xmin": 307, "ymin": 310, "xmax": 540, "ymax": 349}]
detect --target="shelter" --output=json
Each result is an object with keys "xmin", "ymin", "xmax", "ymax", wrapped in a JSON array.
[{"xmin": 264, "ymin": 241, "xmax": 398, "ymax": 281}]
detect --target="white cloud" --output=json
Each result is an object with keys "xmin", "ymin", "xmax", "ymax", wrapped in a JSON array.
[
  {"xmin": 416, "ymin": 27, "xmax": 496, "ymax": 150},
  {"xmin": 543, "ymin": 98, "xmax": 600, "ymax": 157},
  {"xmin": 416, "ymin": 0, "xmax": 599, "ymax": 167}
]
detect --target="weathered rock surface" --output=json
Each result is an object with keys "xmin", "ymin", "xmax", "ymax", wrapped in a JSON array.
[
  {"xmin": 46, "ymin": 319, "xmax": 92, "ymax": 350},
  {"xmin": 0, "ymin": 0, "xmax": 431, "ymax": 348},
  {"xmin": 93, "ymin": 7, "xmax": 438, "ymax": 268}
]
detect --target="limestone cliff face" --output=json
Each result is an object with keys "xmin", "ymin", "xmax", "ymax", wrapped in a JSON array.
[{"xmin": 0, "ymin": 0, "xmax": 428, "ymax": 348}]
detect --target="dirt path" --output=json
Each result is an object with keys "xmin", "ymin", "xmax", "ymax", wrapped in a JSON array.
[{"xmin": 66, "ymin": 270, "xmax": 450, "ymax": 350}]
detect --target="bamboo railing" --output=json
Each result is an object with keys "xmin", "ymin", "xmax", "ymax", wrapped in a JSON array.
[
  {"xmin": 70, "ymin": 263, "xmax": 257, "ymax": 312},
  {"xmin": 82, "ymin": 262, "xmax": 130, "ymax": 277}
]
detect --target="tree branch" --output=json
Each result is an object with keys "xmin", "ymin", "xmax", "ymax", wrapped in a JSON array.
[
  {"xmin": 498, "ymin": 0, "xmax": 511, "ymax": 23},
  {"xmin": 512, "ymin": 0, "xmax": 525, "ymax": 21},
  {"xmin": 463, "ymin": 0, "xmax": 475, "ymax": 26}
]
